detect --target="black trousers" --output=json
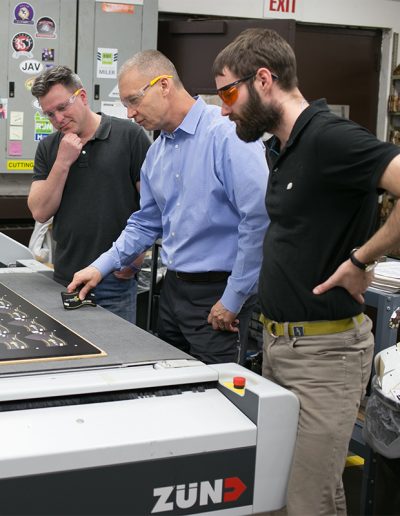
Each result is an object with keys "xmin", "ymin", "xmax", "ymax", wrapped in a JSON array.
[{"xmin": 157, "ymin": 271, "xmax": 257, "ymax": 364}]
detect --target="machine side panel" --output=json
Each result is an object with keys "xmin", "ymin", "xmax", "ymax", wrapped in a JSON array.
[
  {"xmin": 0, "ymin": 447, "xmax": 256, "ymax": 515},
  {"xmin": 211, "ymin": 363, "xmax": 300, "ymax": 513}
]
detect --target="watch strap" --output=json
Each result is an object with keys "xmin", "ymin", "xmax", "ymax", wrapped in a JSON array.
[{"xmin": 349, "ymin": 247, "xmax": 377, "ymax": 271}]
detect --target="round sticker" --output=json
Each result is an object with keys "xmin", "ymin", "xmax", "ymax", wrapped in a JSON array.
[
  {"xmin": 11, "ymin": 32, "xmax": 34, "ymax": 58},
  {"xmin": 36, "ymin": 16, "xmax": 56, "ymax": 38},
  {"xmin": 13, "ymin": 3, "xmax": 34, "ymax": 24}
]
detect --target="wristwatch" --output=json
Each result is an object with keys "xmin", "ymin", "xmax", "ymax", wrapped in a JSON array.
[{"xmin": 349, "ymin": 247, "xmax": 378, "ymax": 272}]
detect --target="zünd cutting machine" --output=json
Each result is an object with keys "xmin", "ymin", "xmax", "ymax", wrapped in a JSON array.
[{"xmin": 0, "ymin": 234, "xmax": 299, "ymax": 515}]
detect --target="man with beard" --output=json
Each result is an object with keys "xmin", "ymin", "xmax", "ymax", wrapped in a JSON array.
[
  {"xmin": 213, "ymin": 28, "xmax": 400, "ymax": 515},
  {"xmin": 67, "ymin": 50, "xmax": 269, "ymax": 365}
]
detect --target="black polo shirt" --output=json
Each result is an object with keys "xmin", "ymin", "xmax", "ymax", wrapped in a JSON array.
[
  {"xmin": 32, "ymin": 114, "xmax": 150, "ymax": 284},
  {"xmin": 260, "ymin": 99, "xmax": 400, "ymax": 322}
]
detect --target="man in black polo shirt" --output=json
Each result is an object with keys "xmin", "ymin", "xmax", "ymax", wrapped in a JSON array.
[
  {"xmin": 28, "ymin": 66, "xmax": 150, "ymax": 323},
  {"xmin": 213, "ymin": 29, "xmax": 400, "ymax": 515}
]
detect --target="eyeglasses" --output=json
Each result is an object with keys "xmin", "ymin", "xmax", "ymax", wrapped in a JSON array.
[
  {"xmin": 217, "ymin": 72, "xmax": 278, "ymax": 106},
  {"xmin": 122, "ymin": 74, "xmax": 173, "ymax": 109},
  {"xmin": 42, "ymin": 88, "xmax": 82, "ymax": 119}
]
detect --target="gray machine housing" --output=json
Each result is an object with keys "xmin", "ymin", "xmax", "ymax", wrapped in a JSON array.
[{"xmin": 0, "ymin": 238, "xmax": 299, "ymax": 515}]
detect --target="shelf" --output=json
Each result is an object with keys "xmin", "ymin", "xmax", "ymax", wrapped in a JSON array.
[{"xmin": 388, "ymin": 70, "xmax": 400, "ymax": 144}]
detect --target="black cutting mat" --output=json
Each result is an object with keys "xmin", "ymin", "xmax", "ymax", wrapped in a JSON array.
[{"xmin": 0, "ymin": 283, "xmax": 106, "ymax": 364}]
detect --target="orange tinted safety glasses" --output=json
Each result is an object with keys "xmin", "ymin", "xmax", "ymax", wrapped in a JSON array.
[
  {"xmin": 216, "ymin": 71, "xmax": 278, "ymax": 106},
  {"xmin": 216, "ymin": 73, "xmax": 256, "ymax": 106}
]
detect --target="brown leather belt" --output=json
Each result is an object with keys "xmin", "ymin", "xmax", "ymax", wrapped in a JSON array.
[{"xmin": 172, "ymin": 270, "xmax": 230, "ymax": 283}]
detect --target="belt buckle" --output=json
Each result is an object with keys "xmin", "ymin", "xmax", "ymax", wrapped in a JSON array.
[
  {"xmin": 268, "ymin": 321, "xmax": 279, "ymax": 338},
  {"xmin": 293, "ymin": 325, "xmax": 305, "ymax": 337}
]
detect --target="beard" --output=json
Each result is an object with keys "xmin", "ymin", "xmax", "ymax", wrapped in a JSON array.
[{"xmin": 230, "ymin": 85, "xmax": 282, "ymax": 143}]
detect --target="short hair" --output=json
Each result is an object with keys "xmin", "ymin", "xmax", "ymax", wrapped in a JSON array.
[
  {"xmin": 118, "ymin": 49, "xmax": 182, "ymax": 87},
  {"xmin": 213, "ymin": 28, "xmax": 298, "ymax": 91},
  {"xmin": 31, "ymin": 65, "xmax": 83, "ymax": 98}
]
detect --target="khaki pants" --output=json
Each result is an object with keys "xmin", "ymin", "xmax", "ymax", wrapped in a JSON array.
[{"xmin": 262, "ymin": 315, "xmax": 374, "ymax": 516}]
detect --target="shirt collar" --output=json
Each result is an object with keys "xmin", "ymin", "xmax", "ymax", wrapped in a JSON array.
[
  {"xmin": 161, "ymin": 96, "xmax": 206, "ymax": 139},
  {"xmin": 93, "ymin": 113, "xmax": 112, "ymax": 140},
  {"xmin": 286, "ymin": 98, "xmax": 330, "ymax": 147},
  {"xmin": 270, "ymin": 99, "xmax": 330, "ymax": 159}
]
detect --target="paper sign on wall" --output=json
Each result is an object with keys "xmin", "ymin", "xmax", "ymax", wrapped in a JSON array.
[
  {"xmin": 97, "ymin": 48, "xmax": 118, "ymax": 79},
  {"xmin": 102, "ymin": 3, "xmax": 135, "ymax": 13},
  {"xmin": 9, "ymin": 126, "xmax": 23, "ymax": 140},
  {"xmin": 101, "ymin": 100, "xmax": 127, "ymax": 119},
  {"xmin": 108, "ymin": 84, "xmax": 120, "ymax": 98},
  {"xmin": 7, "ymin": 159, "xmax": 33, "ymax": 171},
  {"xmin": 8, "ymin": 141, "xmax": 23, "ymax": 156},
  {"xmin": 34, "ymin": 112, "xmax": 53, "ymax": 141},
  {"xmin": 10, "ymin": 111, "xmax": 24, "ymax": 125}
]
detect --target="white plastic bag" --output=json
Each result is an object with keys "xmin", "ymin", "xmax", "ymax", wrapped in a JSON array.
[{"xmin": 28, "ymin": 218, "xmax": 54, "ymax": 264}]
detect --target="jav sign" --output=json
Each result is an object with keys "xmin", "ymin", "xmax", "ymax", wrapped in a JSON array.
[{"xmin": 19, "ymin": 59, "xmax": 43, "ymax": 74}]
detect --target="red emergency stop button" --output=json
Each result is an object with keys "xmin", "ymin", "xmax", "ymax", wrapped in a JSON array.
[{"xmin": 233, "ymin": 376, "xmax": 246, "ymax": 389}]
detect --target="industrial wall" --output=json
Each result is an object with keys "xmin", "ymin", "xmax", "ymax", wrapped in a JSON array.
[
  {"xmin": 159, "ymin": 0, "xmax": 400, "ymax": 30},
  {"xmin": 1, "ymin": 0, "xmax": 399, "ymax": 244},
  {"xmin": 159, "ymin": 0, "xmax": 400, "ymax": 140},
  {"xmin": 0, "ymin": 0, "xmax": 157, "ymax": 243}
]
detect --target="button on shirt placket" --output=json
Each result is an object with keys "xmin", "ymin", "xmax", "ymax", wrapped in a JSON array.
[
  {"xmin": 168, "ymin": 136, "xmax": 182, "ymax": 267},
  {"xmin": 78, "ymin": 147, "xmax": 89, "ymax": 168}
]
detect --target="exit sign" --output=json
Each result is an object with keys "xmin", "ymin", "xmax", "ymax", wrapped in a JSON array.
[{"xmin": 265, "ymin": 0, "xmax": 297, "ymax": 14}]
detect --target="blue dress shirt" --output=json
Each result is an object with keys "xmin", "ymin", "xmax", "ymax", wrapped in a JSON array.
[{"xmin": 93, "ymin": 97, "xmax": 269, "ymax": 313}]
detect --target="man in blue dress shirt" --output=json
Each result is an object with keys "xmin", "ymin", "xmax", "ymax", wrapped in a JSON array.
[{"xmin": 68, "ymin": 50, "xmax": 269, "ymax": 364}]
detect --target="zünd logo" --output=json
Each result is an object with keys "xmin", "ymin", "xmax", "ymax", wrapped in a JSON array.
[{"xmin": 151, "ymin": 476, "xmax": 247, "ymax": 513}]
